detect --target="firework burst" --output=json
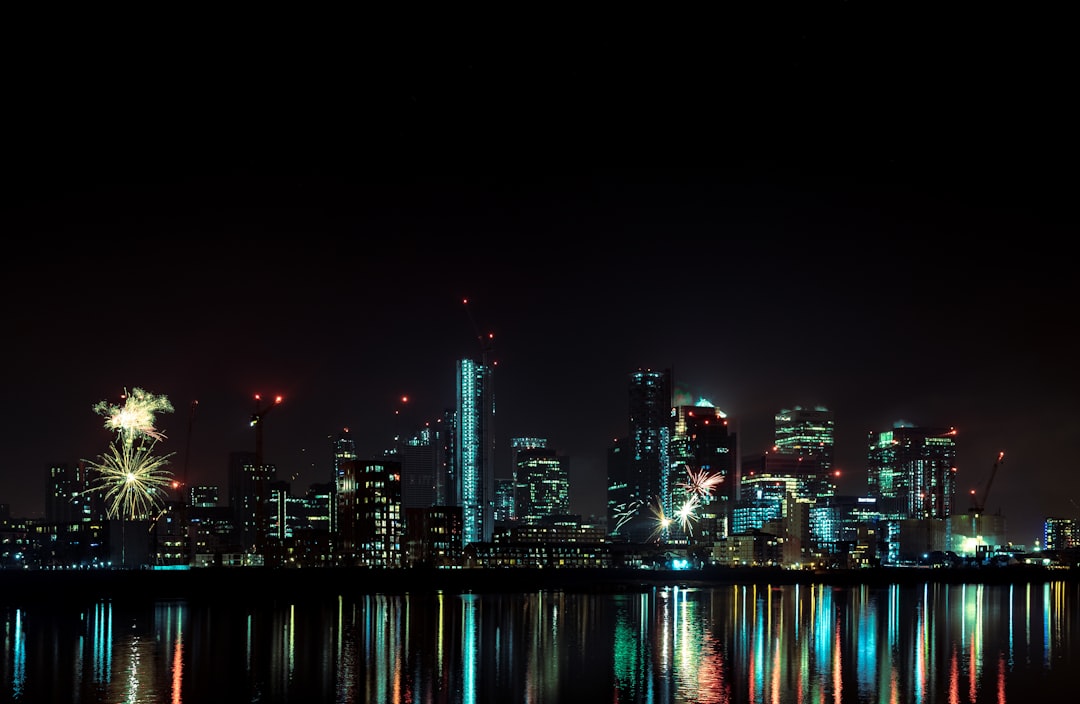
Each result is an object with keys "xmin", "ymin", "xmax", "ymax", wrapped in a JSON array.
[
  {"xmin": 93, "ymin": 387, "xmax": 174, "ymax": 444},
  {"xmin": 677, "ymin": 466, "xmax": 723, "ymax": 500},
  {"xmin": 85, "ymin": 387, "xmax": 176, "ymax": 523},
  {"xmin": 648, "ymin": 497, "xmax": 673, "ymax": 541},
  {"xmin": 88, "ymin": 438, "xmax": 176, "ymax": 521}
]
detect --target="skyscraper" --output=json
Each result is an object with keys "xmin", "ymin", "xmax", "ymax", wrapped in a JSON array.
[
  {"xmin": 456, "ymin": 356, "xmax": 495, "ymax": 545},
  {"xmin": 867, "ymin": 423, "xmax": 957, "ymax": 521},
  {"xmin": 514, "ymin": 446, "xmax": 569, "ymax": 524},
  {"xmin": 329, "ymin": 429, "xmax": 357, "ymax": 537},
  {"xmin": 774, "ymin": 406, "xmax": 835, "ymax": 474},
  {"xmin": 623, "ymin": 368, "xmax": 672, "ymax": 542},
  {"xmin": 670, "ymin": 401, "xmax": 737, "ymax": 542}
]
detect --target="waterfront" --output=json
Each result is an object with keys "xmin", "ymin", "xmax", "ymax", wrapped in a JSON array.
[{"xmin": 2, "ymin": 575, "xmax": 1079, "ymax": 703}]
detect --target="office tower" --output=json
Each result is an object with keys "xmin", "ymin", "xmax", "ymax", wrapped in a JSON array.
[
  {"xmin": 227, "ymin": 450, "xmax": 276, "ymax": 552},
  {"xmin": 502, "ymin": 437, "xmax": 548, "ymax": 524},
  {"xmin": 867, "ymin": 423, "xmax": 957, "ymax": 521},
  {"xmin": 435, "ymin": 409, "xmax": 456, "ymax": 506},
  {"xmin": 46, "ymin": 461, "xmax": 91, "ymax": 523},
  {"xmin": 625, "ymin": 368, "xmax": 672, "ymax": 542},
  {"xmin": 1044, "ymin": 517, "xmax": 1078, "ymax": 550},
  {"xmin": 606, "ymin": 436, "xmax": 635, "ymax": 539},
  {"xmin": 494, "ymin": 478, "xmax": 516, "ymax": 524},
  {"xmin": 456, "ymin": 356, "xmax": 495, "ymax": 545},
  {"xmin": 510, "ymin": 437, "xmax": 547, "ymax": 477},
  {"xmin": 738, "ymin": 452, "xmax": 834, "ymax": 557},
  {"xmin": 336, "ymin": 458, "xmax": 403, "ymax": 567},
  {"xmin": 514, "ymin": 447, "xmax": 570, "ymax": 525},
  {"xmin": 329, "ymin": 429, "xmax": 357, "ymax": 537},
  {"xmin": 400, "ymin": 424, "xmax": 440, "ymax": 510},
  {"xmin": 670, "ymin": 400, "xmax": 737, "ymax": 542},
  {"xmin": 189, "ymin": 485, "xmax": 219, "ymax": 508},
  {"xmin": 774, "ymin": 406, "xmax": 835, "ymax": 473}
]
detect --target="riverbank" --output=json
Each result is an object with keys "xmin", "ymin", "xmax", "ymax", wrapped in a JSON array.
[{"xmin": 1, "ymin": 564, "xmax": 1075, "ymax": 603}]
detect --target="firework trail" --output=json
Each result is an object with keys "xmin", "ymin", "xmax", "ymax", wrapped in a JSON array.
[
  {"xmin": 612, "ymin": 499, "xmax": 646, "ymax": 532},
  {"xmin": 85, "ymin": 387, "xmax": 176, "ymax": 523}
]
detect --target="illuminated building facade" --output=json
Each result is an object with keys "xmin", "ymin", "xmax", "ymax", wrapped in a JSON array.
[
  {"xmin": 46, "ymin": 461, "xmax": 92, "ymax": 524},
  {"xmin": 456, "ymin": 357, "xmax": 495, "ymax": 545},
  {"xmin": 329, "ymin": 429, "xmax": 357, "ymax": 537},
  {"xmin": 670, "ymin": 401, "xmax": 737, "ymax": 542},
  {"xmin": 624, "ymin": 368, "xmax": 673, "ymax": 542},
  {"xmin": 514, "ymin": 447, "xmax": 569, "ymax": 525},
  {"xmin": 773, "ymin": 406, "xmax": 835, "ymax": 473},
  {"xmin": 494, "ymin": 478, "xmax": 515, "ymax": 524},
  {"xmin": 867, "ymin": 423, "xmax": 957, "ymax": 521},
  {"xmin": 1044, "ymin": 517, "xmax": 1078, "ymax": 550},
  {"xmin": 336, "ymin": 459, "xmax": 403, "ymax": 566}
]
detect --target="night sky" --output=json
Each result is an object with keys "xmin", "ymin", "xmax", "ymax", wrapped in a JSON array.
[{"xmin": 4, "ymin": 10, "xmax": 1075, "ymax": 545}]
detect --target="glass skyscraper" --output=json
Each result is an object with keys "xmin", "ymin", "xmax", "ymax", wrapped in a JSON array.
[
  {"xmin": 457, "ymin": 356, "xmax": 495, "ymax": 545},
  {"xmin": 867, "ymin": 423, "xmax": 957, "ymax": 521}
]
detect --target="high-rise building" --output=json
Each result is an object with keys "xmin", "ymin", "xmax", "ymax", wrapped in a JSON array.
[
  {"xmin": 867, "ymin": 423, "xmax": 957, "ymax": 521},
  {"xmin": 227, "ymin": 451, "xmax": 276, "ymax": 552},
  {"xmin": 774, "ymin": 406, "xmax": 835, "ymax": 473},
  {"xmin": 336, "ymin": 458, "xmax": 403, "ymax": 566},
  {"xmin": 329, "ymin": 429, "xmax": 357, "ymax": 537},
  {"xmin": 46, "ymin": 461, "xmax": 91, "ymax": 524},
  {"xmin": 456, "ymin": 356, "xmax": 496, "ymax": 545},
  {"xmin": 397, "ymin": 424, "xmax": 441, "ymax": 510},
  {"xmin": 514, "ymin": 447, "xmax": 570, "ymax": 524},
  {"xmin": 623, "ymin": 368, "xmax": 673, "ymax": 542},
  {"xmin": 493, "ymin": 478, "xmax": 516, "ymax": 525},
  {"xmin": 670, "ymin": 401, "xmax": 737, "ymax": 542},
  {"xmin": 189, "ymin": 485, "xmax": 219, "ymax": 508},
  {"xmin": 435, "ymin": 409, "xmax": 456, "ymax": 507}
]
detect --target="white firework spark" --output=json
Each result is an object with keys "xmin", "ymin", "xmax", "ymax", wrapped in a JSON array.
[
  {"xmin": 677, "ymin": 466, "xmax": 723, "ymax": 500},
  {"xmin": 86, "ymin": 437, "xmax": 176, "ymax": 522},
  {"xmin": 675, "ymin": 494, "xmax": 701, "ymax": 535},
  {"xmin": 93, "ymin": 387, "xmax": 174, "ymax": 444},
  {"xmin": 86, "ymin": 387, "xmax": 176, "ymax": 524}
]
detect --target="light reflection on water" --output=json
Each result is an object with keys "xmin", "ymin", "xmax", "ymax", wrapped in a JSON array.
[{"xmin": 2, "ymin": 580, "xmax": 1078, "ymax": 703}]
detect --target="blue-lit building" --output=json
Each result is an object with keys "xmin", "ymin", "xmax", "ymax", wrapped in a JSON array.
[{"xmin": 456, "ymin": 356, "xmax": 496, "ymax": 545}]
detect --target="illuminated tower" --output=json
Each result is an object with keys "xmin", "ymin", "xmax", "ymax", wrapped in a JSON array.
[
  {"xmin": 336, "ymin": 458, "xmax": 402, "ymax": 566},
  {"xmin": 456, "ymin": 356, "xmax": 496, "ymax": 545},
  {"xmin": 329, "ymin": 429, "xmax": 357, "ymax": 538},
  {"xmin": 867, "ymin": 423, "xmax": 957, "ymax": 521},
  {"xmin": 625, "ymin": 368, "xmax": 672, "ymax": 542},
  {"xmin": 774, "ymin": 406, "xmax": 835, "ymax": 474},
  {"xmin": 670, "ymin": 400, "xmax": 737, "ymax": 541},
  {"xmin": 514, "ymin": 447, "xmax": 570, "ymax": 525}
]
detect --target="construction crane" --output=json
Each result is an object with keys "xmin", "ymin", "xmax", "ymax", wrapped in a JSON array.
[{"xmin": 968, "ymin": 451, "xmax": 1005, "ymax": 516}]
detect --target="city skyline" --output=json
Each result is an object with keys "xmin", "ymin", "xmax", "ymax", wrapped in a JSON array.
[{"xmin": 3, "ymin": 171, "xmax": 1074, "ymax": 546}]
